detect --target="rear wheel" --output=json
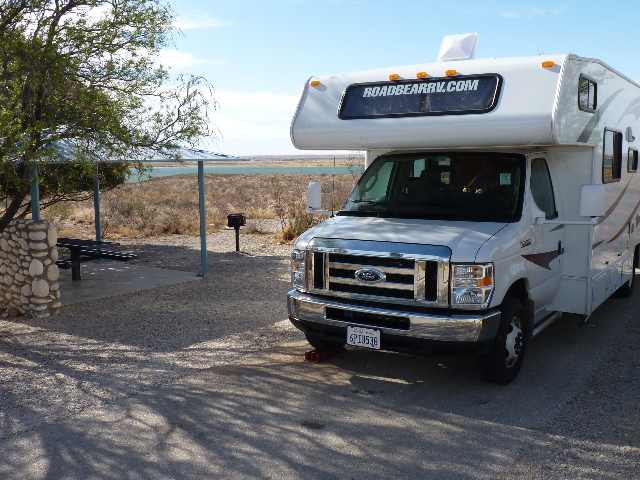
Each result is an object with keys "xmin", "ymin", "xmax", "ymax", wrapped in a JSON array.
[
  {"xmin": 614, "ymin": 246, "xmax": 638, "ymax": 298},
  {"xmin": 305, "ymin": 334, "xmax": 345, "ymax": 352},
  {"xmin": 482, "ymin": 296, "xmax": 529, "ymax": 385}
]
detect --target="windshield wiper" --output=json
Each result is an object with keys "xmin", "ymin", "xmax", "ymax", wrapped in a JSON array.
[
  {"xmin": 337, "ymin": 210, "xmax": 386, "ymax": 217},
  {"xmin": 351, "ymin": 199, "xmax": 386, "ymax": 205}
]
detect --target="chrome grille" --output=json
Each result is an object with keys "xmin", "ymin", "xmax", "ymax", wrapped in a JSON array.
[
  {"xmin": 306, "ymin": 238, "xmax": 451, "ymax": 307},
  {"xmin": 328, "ymin": 253, "xmax": 415, "ymax": 299}
]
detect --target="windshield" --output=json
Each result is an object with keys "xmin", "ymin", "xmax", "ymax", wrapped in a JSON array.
[{"xmin": 340, "ymin": 152, "xmax": 525, "ymax": 222}]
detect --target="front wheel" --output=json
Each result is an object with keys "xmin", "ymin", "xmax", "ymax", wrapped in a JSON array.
[{"xmin": 481, "ymin": 296, "xmax": 529, "ymax": 385}]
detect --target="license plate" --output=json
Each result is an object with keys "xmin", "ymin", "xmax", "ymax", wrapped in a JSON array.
[{"xmin": 346, "ymin": 326, "xmax": 380, "ymax": 350}]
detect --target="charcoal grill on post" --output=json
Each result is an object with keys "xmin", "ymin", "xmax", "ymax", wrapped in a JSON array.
[{"xmin": 227, "ymin": 213, "xmax": 246, "ymax": 252}]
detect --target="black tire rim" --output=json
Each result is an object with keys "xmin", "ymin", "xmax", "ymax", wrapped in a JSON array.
[{"xmin": 504, "ymin": 313, "xmax": 524, "ymax": 369}]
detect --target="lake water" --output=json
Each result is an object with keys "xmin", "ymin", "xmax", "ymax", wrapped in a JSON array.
[{"xmin": 131, "ymin": 165, "xmax": 364, "ymax": 181}]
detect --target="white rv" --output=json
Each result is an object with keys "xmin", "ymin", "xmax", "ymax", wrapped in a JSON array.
[{"xmin": 287, "ymin": 36, "xmax": 640, "ymax": 383}]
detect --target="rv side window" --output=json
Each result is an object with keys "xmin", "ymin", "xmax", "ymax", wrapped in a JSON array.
[
  {"xmin": 530, "ymin": 158, "xmax": 558, "ymax": 219},
  {"xmin": 578, "ymin": 76, "xmax": 597, "ymax": 112},
  {"xmin": 603, "ymin": 129, "xmax": 623, "ymax": 183},
  {"xmin": 628, "ymin": 148, "xmax": 638, "ymax": 173}
]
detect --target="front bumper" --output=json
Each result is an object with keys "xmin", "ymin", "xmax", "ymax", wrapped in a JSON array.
[{"xmin": 287, "ymin": 290, "xmax": 501, "ymax": 343}]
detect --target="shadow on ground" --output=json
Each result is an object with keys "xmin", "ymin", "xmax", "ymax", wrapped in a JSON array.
[
  {"xmin": 1, "ymin": 325, "xmax": 639, "ymax": 479},
  {"xmin": 0, "ymin": 245, "xmax": 639, "ymax": 479},
  {"xmin": 20, "ymin": 244, "xmax": 290, "ymax": 351}
]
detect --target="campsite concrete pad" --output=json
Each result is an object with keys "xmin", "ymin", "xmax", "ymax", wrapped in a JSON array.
[{"xmin": 59, "ymin": 261, "xmax": 199, "ymax": 305}]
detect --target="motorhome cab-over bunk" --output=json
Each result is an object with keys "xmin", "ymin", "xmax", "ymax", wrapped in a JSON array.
[{"xmin": 287, "ymin": 34, "xmax": 640, "ymax": 383}]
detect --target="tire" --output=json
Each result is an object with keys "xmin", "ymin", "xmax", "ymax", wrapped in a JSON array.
[
  {"xmin": 614, "ymin": 247, "xmax": 638, "ymax": 298},
  {"xmin": 305, "ymin": 334, "xmax": 345, "ymax": 352},
  {"xmin": 482, "ymin": 296, "xmax": 529, "ymax": 385}
]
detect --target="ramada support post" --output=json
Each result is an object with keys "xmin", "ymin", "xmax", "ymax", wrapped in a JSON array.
[
  {"xmin": 93, "ymin": 166, "xmax": 102, "ymax": 242},
  {"xmin": 30, "ymin": 163, "xmax": 40, "ymax": 221},
  {"xmin": 198, "ymin": 160, "xmax": 208, "ymax": 277}
]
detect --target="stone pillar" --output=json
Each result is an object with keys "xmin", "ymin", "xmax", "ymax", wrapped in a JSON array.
[{"xmin": 0, "ymin": 220, "xmax": 61, "ymax": 319}]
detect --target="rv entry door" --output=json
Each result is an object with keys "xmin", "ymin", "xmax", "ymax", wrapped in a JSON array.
[{"xmin": 527, "ymin": 157, "xmax": 564, "ymax": 316}]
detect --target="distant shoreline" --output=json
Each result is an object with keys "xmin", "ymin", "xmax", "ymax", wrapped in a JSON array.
[
  {"xmin": 143, "ymin": 154, "xmax": 365, "ymax": 169},
  {"xmin": 130, "ymin": 163, "xmax": 364, "ymax": 182}
]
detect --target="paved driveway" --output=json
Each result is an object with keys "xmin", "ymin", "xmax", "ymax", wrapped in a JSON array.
[{"xmin": 1, "ymin": 254, "xmax": 638, "ymax": 479}]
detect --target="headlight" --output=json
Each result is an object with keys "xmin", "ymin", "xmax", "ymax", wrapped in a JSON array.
[
  {"xmin": 451, "ymin": 263, "xmax": 494, "ymax": 308},
  {"xmin": 290, "ymin": 249, "xmax": 307, "ymax": 291}
]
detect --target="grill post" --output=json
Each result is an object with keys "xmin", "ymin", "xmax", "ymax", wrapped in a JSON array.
[{"xmin": 227, "ymin": 213, "xmax": 246, "ymax": 253}]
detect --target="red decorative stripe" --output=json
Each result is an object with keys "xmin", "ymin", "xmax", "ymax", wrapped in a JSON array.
[{"xmin": 522, "ymin": 248, "xmax": 564, "ymax": 270}]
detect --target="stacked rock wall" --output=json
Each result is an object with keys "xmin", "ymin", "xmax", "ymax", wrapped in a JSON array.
[{"xmin": 0, "ymin": 220, "xmax": 61, "ymax": 318}]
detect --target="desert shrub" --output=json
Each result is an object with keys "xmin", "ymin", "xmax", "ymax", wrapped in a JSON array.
[
  {"xmin": 278, "ymin": 205, "xmax": 315, "ymax": 242},
  {"xmin": 45, "ymin": 172, "xmax": 359, "ymax": 239},
  {"xmin": 46, "ymin": 202, "xmax": 76, "ymax": 224},
  {"xmin": 244, "ymin": 220, "xmax": 268, "ymax": 234}
]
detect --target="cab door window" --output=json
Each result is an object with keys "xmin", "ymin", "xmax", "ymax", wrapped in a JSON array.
[{"xmin": 530, "ymin": 158, "xmax": 558, "ymax": 219}]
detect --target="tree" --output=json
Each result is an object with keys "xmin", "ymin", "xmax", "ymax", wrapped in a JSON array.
[{"xmin": 0, "ymin": 0, "xmax": 214, "ymax": 232}]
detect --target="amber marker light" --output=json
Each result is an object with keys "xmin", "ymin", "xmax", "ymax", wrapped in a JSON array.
[
  {"xmin": 445, "ymin": 69, "xmax": 458, "ymax": 77},
  {"xmin": 388, "ymin": 73, "xmax": 401, "ymax": 81},
  {"xmin": 541, "ymin": 60, "xmax": 556, "ymax": 69},
  {"xmin": 416, "ymin": 71, "xmax": 429, "ymax": 79},
  {"xmin": 309, "ymin": 79, "xmax": 321, "ymax": 88}
]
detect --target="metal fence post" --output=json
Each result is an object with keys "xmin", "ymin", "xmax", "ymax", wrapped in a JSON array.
[{"xmin": 198, "ymin": 160, "xmax": 208, "ymax": 277}]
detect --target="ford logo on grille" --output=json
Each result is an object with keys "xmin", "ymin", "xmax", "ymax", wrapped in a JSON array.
[{"xmin": 354, "ymin": 268, "xmax": 386, "ymax": 284}]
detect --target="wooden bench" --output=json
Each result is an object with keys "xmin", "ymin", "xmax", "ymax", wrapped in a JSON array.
[{"xmin": 56, "ymin": 238, "xmax": 137, "ymax": 281}]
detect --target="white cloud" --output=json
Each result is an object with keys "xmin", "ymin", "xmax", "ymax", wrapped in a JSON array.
[
  {"xmin": 174, "ymin": 16, "xmax": 225, "ymax": 31},
  {"xmin": 84, "ymin": 4, "xmax": 112, "ymax": 23},
  {"xmin": 158, "ymin": 49, "xmax": 221, "ymax": 70},
  {"xmin": 203, "ymin": 89, "xmax": 302, "ymax": 155},
  {"xmin": 500, "ymin": 6, "xmax": 564, "ymax": 19}
]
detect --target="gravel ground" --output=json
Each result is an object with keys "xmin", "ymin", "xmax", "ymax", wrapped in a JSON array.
[
  {"xmin": 1, "ymin": 230, "xmax": 294, "ymax": 439},
  {"xmin": 116, "ymin": 219, "xmax": 292, "ymax": 272},
  {"xmin": 0, "ymin": 232, "xmax": 639, "ymax": 479},
  {"xmin": 505, "ymin": 311, "xmax": 640, "ymax": 479}
]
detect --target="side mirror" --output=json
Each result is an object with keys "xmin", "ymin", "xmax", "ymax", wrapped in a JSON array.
[
  {"xmin": 580, "ymin": 184, "xmax": 607, "ymax": 217},
  {"xmin": 307, "ymin": 181, "xmax": 322, "ymax": 213}
]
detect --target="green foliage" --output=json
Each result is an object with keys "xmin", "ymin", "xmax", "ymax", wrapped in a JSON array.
[
  {"xmin": 2, "ymin": 160, "xmax": 129, "ymax": 195},
  {"xmin": 0, "ymin": 0, "xmax": 214, "ymax": 229}
]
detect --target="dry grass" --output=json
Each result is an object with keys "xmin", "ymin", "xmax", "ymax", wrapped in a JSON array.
[{"xmin": 45, "ymin": 173, "xmax": 358, "ymax": 241}]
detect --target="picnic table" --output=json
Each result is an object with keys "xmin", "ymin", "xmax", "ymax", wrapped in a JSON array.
[{"xmin": 56, "ymin": 238, "xmax": 137, "ymax": 281}]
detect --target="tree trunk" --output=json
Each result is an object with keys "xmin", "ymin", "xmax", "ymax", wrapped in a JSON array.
[
  {"xmin": 0, "ymin": 156, "xmax": 32, "ymax": 233},
  {"xmin": 0, "ymin": 189, "xmax": 29, "ymax": 233}
]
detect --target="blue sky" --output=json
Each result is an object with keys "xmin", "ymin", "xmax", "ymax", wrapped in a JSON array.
[{"xmin": 165, "ymin": 0, "xmax": 640, "ymax": 155}]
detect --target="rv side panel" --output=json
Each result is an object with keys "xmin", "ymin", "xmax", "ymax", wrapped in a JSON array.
[{"xmin": 559, "ymin": 59, "xmax": 640, "ymax": 312}]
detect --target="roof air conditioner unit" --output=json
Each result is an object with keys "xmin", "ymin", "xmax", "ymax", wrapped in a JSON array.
[{"xmin": 437, "ymin": 33, "xmax": 479, "ymax": 62}]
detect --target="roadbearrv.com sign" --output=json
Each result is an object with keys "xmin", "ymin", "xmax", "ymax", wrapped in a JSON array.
[{"xmin": 338, "ymin": 74, "xmax": 501, "ymax": 119}]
